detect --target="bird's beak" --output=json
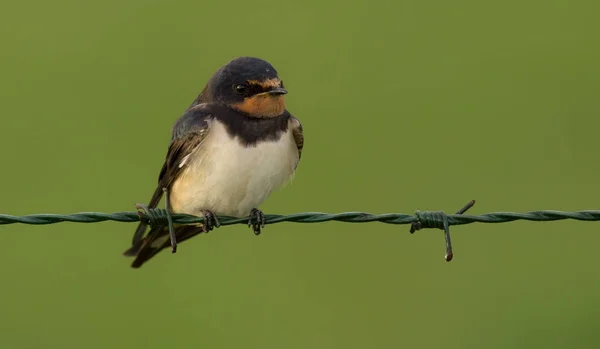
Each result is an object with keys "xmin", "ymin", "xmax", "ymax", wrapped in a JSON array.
[{"xmin": 268, "ymin": 87, "xmax": 288, "ymax": 96}]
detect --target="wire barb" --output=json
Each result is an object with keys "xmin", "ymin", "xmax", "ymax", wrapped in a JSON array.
[
  {"xmin": 135, "ymin": 189, "xmax": 177, "ymax": 254},
  {"xmin": 162, "ymin": 188, "xmax": 177, "ymax": 253},
  {"xmin": 409, "ymin": 200, "xmax": 476, "ymax": 262}
]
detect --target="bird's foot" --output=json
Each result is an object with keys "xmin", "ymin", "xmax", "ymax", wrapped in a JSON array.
[
  {"xmin": 201, "ymin": 210, "xmax": 220, "ymax": 232},
  {"xmin": 248, "ymin": 208, "xmax": 266, "ymax": 235}
]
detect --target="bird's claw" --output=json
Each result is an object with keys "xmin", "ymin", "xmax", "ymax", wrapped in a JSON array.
[
  {"xmin": 248, "ymin": 208, "xmax": 265, "ymax": 235},
  {"xmin": 202, "ymin": 210, "xmax": 220, "ymax": 232}
]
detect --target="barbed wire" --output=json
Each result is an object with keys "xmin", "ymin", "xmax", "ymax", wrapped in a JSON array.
[{"xmin": 2, "ymin": 200, "xmax": 599, "ymax": 261}]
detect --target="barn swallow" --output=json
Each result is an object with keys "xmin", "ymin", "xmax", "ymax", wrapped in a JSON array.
[{"xmin": 123, "ymin": 56, "xmax": 304, "ymax": 268}]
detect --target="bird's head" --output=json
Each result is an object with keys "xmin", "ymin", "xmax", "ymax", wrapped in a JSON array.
[{"xmin": 205, "ymin": 57, "xmax": 288, "ymax": 118}]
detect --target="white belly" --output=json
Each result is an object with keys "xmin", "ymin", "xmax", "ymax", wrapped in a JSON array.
[{"xmin": 170, "ymin": 120, "xmax": 298, "ymax": 217}]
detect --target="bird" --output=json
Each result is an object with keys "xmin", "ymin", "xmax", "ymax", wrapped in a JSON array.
[{"xmin": 123, "ymin": 56, "xmax": 304, "ymax": 268}]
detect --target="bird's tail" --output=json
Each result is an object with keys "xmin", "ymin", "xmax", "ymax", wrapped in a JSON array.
[
  {"xmin": 123, "ymin": 222, "xmax": 150, "ymax": 257},
  {"xmin": 123, "ymin": 224, "xmax": 206, "ymax": 269}
]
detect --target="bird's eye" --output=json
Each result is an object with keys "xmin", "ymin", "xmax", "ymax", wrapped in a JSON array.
[{"xmin": 234, "ymin": 84, "xmax": 247, "ymax": 95}]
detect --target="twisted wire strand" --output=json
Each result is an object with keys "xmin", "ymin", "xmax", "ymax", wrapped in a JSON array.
[
  {"xmin": 1, "ymin": 210, "xmax": 600, "ymax": 226},
  {"xmin": 5, "ymin": 204, "xmax": 599, "ymax": 262}
]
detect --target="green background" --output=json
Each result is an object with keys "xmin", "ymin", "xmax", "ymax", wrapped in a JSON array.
[{"xmin": 1, "ymin": 0, "xmax": 599, "ymax": 348}]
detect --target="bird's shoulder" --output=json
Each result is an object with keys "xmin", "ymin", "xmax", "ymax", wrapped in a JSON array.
[
  {"xmin": 156, "ymin": 104, "xmax": 218, "ymax": 186},
  {"xmin": 287, "ymin": 113, "xmax": 304, "ymax": 160},
  {"xmin": 171, "ymin": 103, "xmax": 216, "ymax": 140},
  {"xmin": 288, "ymin": 113, "xmax": 302, "ymax": 132}
]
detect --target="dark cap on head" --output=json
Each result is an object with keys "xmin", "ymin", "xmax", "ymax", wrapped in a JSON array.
[
  {"xmin": 217, "ymin": 57, "xmax": 279, "ymax": 82},
  {"xmin": 203, "ymin": 57, "xmax": 281, "ymax": 104}
]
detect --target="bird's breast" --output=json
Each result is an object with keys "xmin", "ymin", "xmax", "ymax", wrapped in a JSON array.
[{"xmin": 170, "ymin": 120, "xmax": 298, "ymax": 217}]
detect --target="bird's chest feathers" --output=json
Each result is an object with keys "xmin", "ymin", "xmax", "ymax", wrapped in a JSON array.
[
  {"xmin": 204, "ymin": 122, "xmax": 296, "ymax": 183},
  {"xmin": 175, "ymin": 121, "xmax": 297, "ymax": 216}
]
